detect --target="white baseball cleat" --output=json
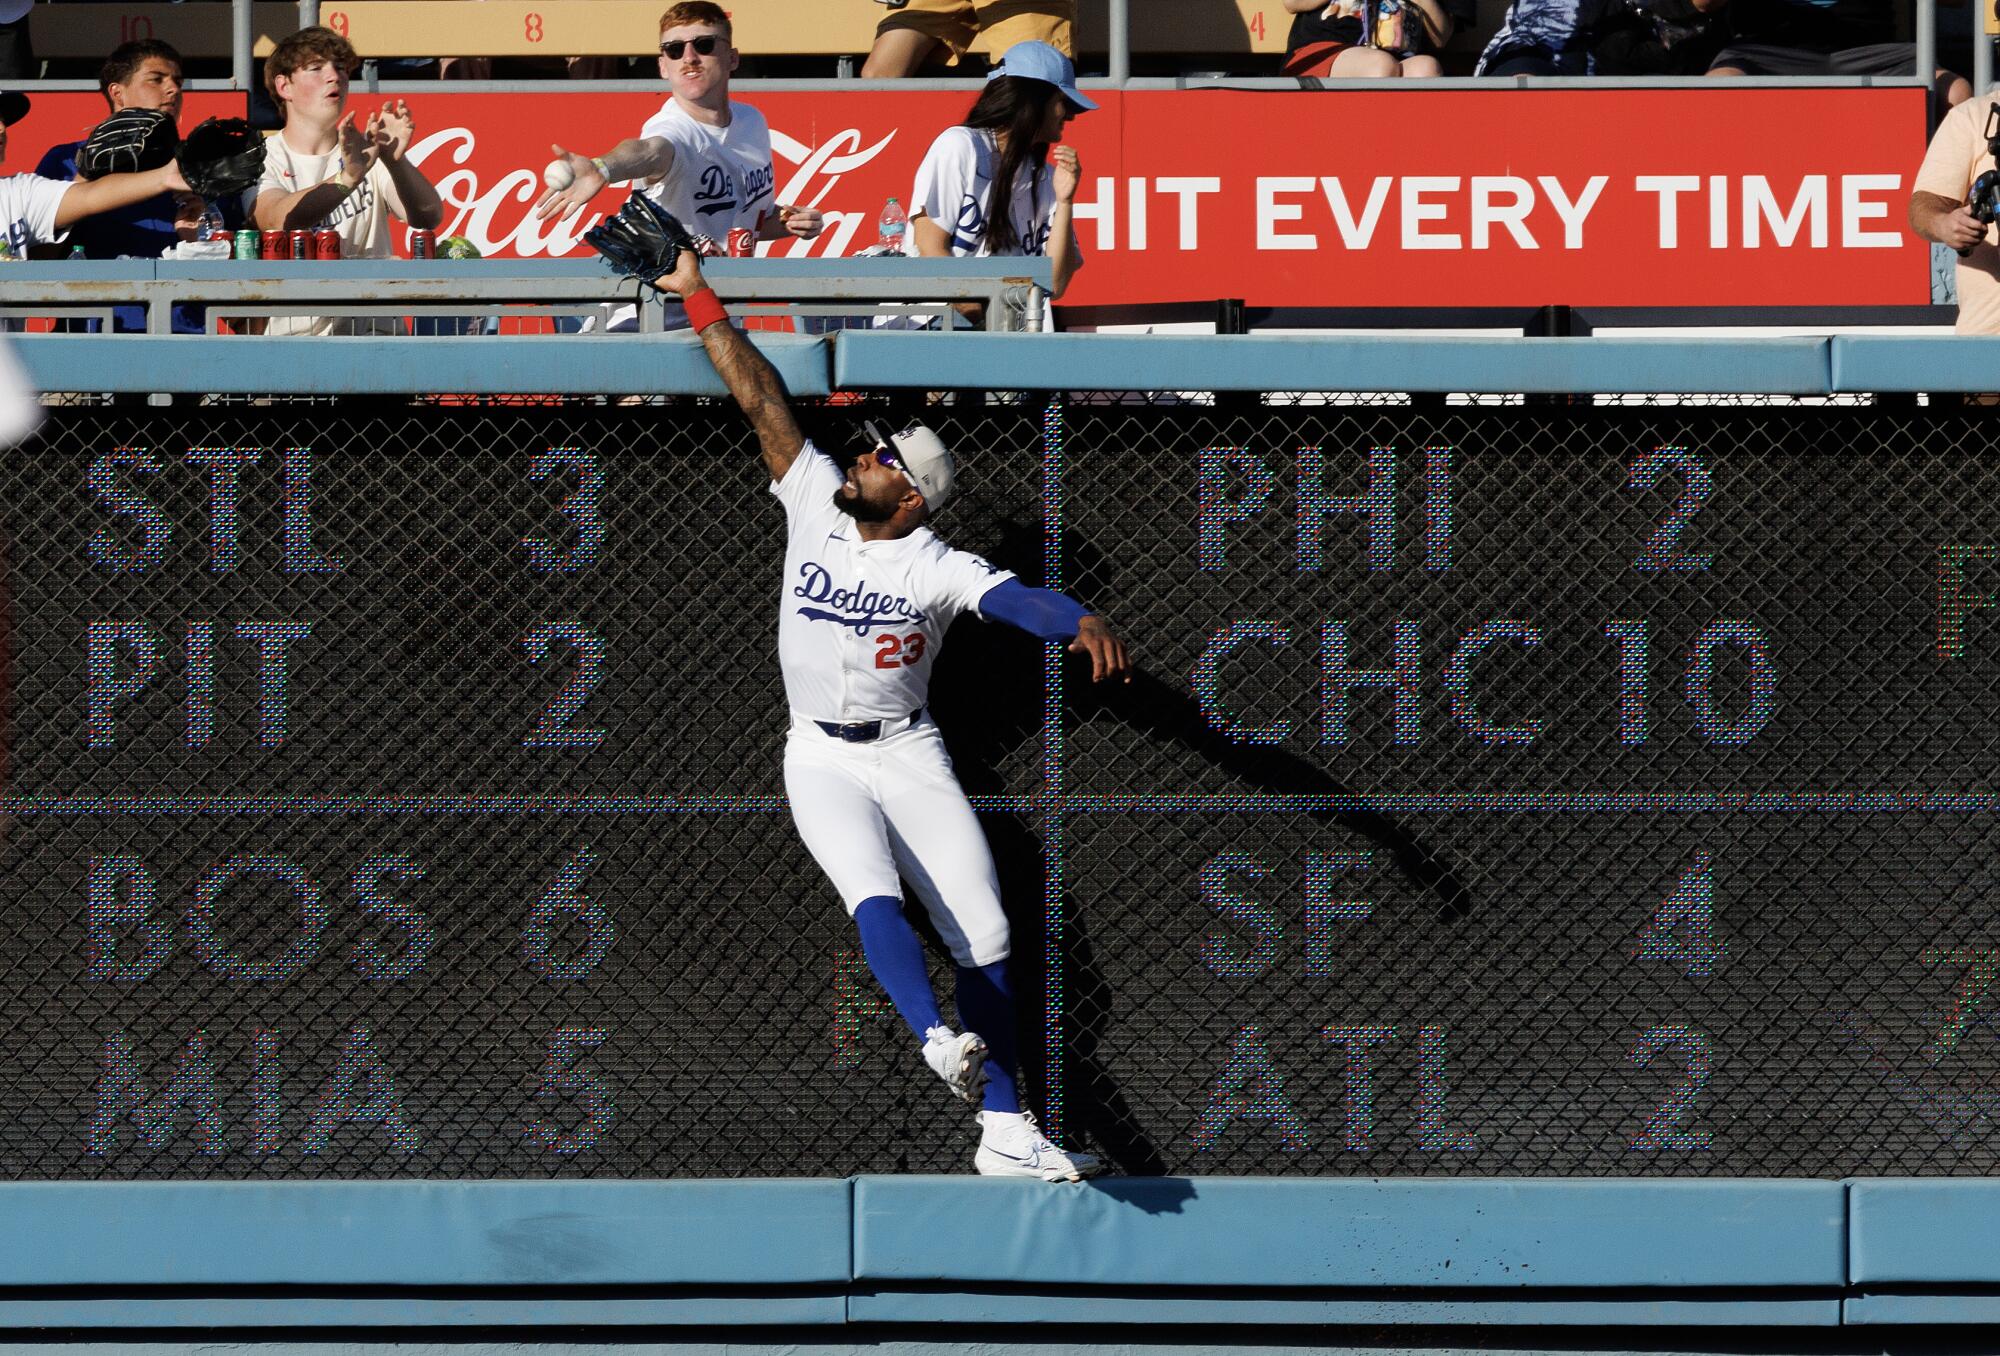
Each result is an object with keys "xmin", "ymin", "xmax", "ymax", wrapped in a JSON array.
[
  {"xmin": 922, "ymin": 1025, "xmax": 990, "ymax": 1104},
  {"xmin": 974, "ymin": 1110, "xmax": 1102, "ymax": 1182}
]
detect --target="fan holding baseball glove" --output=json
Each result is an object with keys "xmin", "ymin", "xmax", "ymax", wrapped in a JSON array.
[{"xmin": 0, "ymin": 93, "xmax": 252, "ymax": 257}]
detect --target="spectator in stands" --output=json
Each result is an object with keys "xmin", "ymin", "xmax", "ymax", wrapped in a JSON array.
[
  {"xmin": 1704, "ymin": 0, "xmax": 1969, "ymax": 104},
  {"xmin": 908, "ymin": 41, "xmax": 1086, "ymax": 300},
  {"xmin": 1909, "ymin": 88, "xmax": 2000, "ymax": 333},
  {"xmin": 440, "ymin": 56, "xmax": 622, "ymax": 79},
  {"xmin": 1590, "ymin": 0, "xmax": 1727, "ymax": 73},
  {"xmin": 34, "ymin": 40, "xmax": 249, "ymax": 331},
  {"xmin": 1475, "ymin": 0, "xmax": 1599, "ymax": 74},
  {"xmin": 1285, "ymin": 0, "xmax": 1469, "ymax": 76},
  {"xmin": 253, "ymin": 26, "xmax": 445, "ymax": 335},
  {"xmin": 862, "ymin": 0, "xmax": 1074, "ymax": 78},
  {"xmin": 534, "ymin": 1, "xmax": 824, "ymax": 328},
  {"xmin": 0, "ymin": 92, "xmax": 233, "ymax": 255}
]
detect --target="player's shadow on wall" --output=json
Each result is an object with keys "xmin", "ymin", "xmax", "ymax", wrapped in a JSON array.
[{"xmin": 924, "ymin": 511, "xmax": 1474, "ymax": 1178}]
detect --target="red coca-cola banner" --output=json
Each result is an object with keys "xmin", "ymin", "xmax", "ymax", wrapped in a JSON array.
[{"xmin": 8, "ymin": 87, "xmax": 1934, "ymax": 308}]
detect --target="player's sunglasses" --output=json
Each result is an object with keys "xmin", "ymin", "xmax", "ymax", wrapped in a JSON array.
[
  {"xmin": 861, "ymin": 420, "xmax": 913, "ymax": 478},
  {"xmin": 660, "ymin": 36, "xmax": 722, "ymax": 58}
]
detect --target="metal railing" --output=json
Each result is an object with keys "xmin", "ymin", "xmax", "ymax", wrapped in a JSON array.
[
  {"xmin": 7, "ymin": 0, "xmax": 1984, "ymax": 92},
  {"xmin": 0, "ymin": 258, "xmax": 1054, "ymax": 335}
]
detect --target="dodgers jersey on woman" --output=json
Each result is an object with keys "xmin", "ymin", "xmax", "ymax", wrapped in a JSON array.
[{"xmin": 772, "ymin": 441, "xmax": 1015, "ymax": 967}]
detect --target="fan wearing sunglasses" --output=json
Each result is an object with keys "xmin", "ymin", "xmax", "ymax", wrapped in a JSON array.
[
  {"xmin": 535, "ymin": 1, "xmax": 821, "ymax": 328},
  {"xmin": 586, "ymin": 198, "xmax": 1130, "ymax": 1179}
]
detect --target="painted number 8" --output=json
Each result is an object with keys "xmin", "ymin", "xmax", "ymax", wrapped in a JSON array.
[{"xmin": 525, "ymin": 12, "xmax": 544, "ymax": 40}]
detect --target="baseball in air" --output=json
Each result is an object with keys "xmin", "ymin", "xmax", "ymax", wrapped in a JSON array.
[{"xmin": 543, "ymin": 158, "xmax": 576, "ymax": 191}]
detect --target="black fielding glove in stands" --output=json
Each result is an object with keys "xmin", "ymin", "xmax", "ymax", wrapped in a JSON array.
[
  {"xmin": 583, "ymin": 191, "xmax": 701, "ymax": 293},
  {"xmin": 176, "ymin": 118, "xmax": 267, "ymax": 200},
  {"xmin": 75, "ymin": 108, "xmax": 179, "ymax": 180}
]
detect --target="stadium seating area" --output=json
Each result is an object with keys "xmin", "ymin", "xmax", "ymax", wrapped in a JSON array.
[{"xmin": 32, "ymin": 0, "xmax": 1300, "ymax": 72}]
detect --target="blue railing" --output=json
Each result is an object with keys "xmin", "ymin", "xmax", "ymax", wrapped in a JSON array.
[{"xmin": 16, "ymin": 333, "xmax": 2000, "ymax": 395}]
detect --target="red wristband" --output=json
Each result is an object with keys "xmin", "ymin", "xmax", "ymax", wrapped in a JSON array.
[{"xmin": 683, "ymin": 287, "xmax": 728, "ymax": 332}]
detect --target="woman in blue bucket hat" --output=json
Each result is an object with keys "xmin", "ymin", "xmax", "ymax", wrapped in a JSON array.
[{"xmin": 907, "ymin": 40, "xmax": 1093, "ymax": 300}]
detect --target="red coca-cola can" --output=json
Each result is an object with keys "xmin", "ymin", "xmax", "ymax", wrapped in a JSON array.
[
  {"xmin": 409, "ymin": 229, "xmax": 435, "ymax": 260},
  {"xmin": 313, "ymin": 229, "xmax": 341, "ymax": 260},
  {"xmin": 259, "ymin": 229, "xmax": 288, "ymax": 260},
  {"xmin": 287, "ymin": 229, "xmax": 311, "ymax": 260},
  {"xmin": 726, "ymin": 227, "xmax": 755, "ymax": 258}
]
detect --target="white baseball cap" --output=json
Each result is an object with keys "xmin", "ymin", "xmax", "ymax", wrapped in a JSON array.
[{"xmin": 866, "ymin": 420, "xmax": 956, "ymax": 513}]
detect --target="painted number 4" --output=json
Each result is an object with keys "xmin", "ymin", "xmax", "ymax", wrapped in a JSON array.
[{"xmin": 874, "ymin": 633, "xmax": 927, "ymax": 669}]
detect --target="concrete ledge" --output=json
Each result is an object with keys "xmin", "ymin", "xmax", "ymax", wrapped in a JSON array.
[
  {"xmin": 832, "ymin": 333, "xmax": 1836, "ymax": 394},
  {"xmin": 6, "ymin": 1176, "xmax": 1994, "ymax": 1329},
  {"xmin": 852, "ymin": 1178, "xmax": 1847, "ymax": 1290},
  {"xmin": 0, "ymin": 1180, "xmax": 853, "ymax": 1287},
  {"xmin": 0, "ymin": 1297, "xmax": 848, "ymax": 1327},
  {"xmin": 849, "ymin": 1292, "xmax": 1843, "ymax": 1326},
  {"xmin": 1849, "ymin": 1179, "xmax": 2000, "ymax": 1285},
  {"xmin": 1831, "ymin": 336, "xmax": 2000, "ymax": 392},
  {"xmin": 13, "ymin": 335, "xmax": 836, "ymax": 396},
  {"xmin": 1845, "ymin": 1294, "xmax": 2000, "ymax": 1324}
]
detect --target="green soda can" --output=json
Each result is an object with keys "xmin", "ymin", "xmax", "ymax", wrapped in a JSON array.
[{"xmin": 232, "ymin": 228, "xmax": 260, "ymax": 261}]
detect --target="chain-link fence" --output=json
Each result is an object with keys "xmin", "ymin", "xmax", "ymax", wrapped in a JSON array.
[{"xmin": 11, "ymin": 397, "xmax": 2000, "ymax": 1179}]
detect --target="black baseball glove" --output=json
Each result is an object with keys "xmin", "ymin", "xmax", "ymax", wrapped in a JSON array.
[
  {"xmin": 176, "ymin": 117, "xmax": 266, "ymax": 200},
  {"xmin": 75, "ymin": 108, "xmax": 179, "ymax": 180},
  {"xmin": 583, "ymin": 191, "xmax": 701, "ymax": 292}
]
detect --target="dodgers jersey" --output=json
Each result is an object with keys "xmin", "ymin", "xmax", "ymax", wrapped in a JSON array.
[
  {"xmin": 0, "ymin": 173, "xmax": 71, "ymax": 257},
  {"xmin": 603, "ymin": 97, "xmax": 777, "ymax": 331},
  {"xmin": 772, "ymin": 443, "xmax": 1015, "ymax": 722},
  {"xmin": 640, "ymin": 97, "xmax": 776, "ymax": 238},
  {"xmin": 911, "ymin": 125, "xmax": 1072, "ymax": 261}
]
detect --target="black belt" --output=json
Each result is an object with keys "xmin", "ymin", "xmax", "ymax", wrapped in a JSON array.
[{"xmin": 815, "ymin": 708, "xmax": 924, "ymax": 742}]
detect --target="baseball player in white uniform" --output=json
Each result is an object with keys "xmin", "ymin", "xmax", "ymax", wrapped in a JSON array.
[
  {"xmin": 643, "ymin": 245, "xmax": 1129, "ymax": 1181},
  {"xmin": 534, "ymin": 0, "xmax": 823, "ymax": 329}
]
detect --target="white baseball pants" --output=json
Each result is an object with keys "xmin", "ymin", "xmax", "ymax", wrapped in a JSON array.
[{"xmin": 783, "ymin": 713, "xmax": 1011, "ymax": 967}]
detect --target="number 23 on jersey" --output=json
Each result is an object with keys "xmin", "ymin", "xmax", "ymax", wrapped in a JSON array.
[{"xmin": 875, "ymin": 632, "xmax": 928, "ymax": 669}]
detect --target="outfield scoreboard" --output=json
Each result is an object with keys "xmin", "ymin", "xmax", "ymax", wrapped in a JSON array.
[{"xmin": 10, "ymin": 403, "xmax": 1996, "ymax": 1177}]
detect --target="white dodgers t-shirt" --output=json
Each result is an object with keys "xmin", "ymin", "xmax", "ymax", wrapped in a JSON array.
[
  {"xmin": 912, "ymin": 125, "xmax": 1069, "ymax": 260},
  {"xmin": 771, "ymin": 443, "xmax": 1015, "ymax": 724},
  {"xmin": 257, "ymin": 132, "xmax": 410, "ymax": 336},
  {"xmin": 640, "ymin": 97, "xmax": 775, "ymax": 239},
  {"xmin": 605, "ymin": 98, "xmax": 776, "ymax": 331},
  {"xmin": 0, "ymin": 173, "xmax": 71, "ymax": 256}
]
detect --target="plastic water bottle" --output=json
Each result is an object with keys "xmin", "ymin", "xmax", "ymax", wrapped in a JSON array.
[
  {"xmin": 197, "ymin": 204, "xmax": 225, "ymax": 242},
  {"xmin": 878, "ymin": 196, "xmax": 907, "ymax": 254}
]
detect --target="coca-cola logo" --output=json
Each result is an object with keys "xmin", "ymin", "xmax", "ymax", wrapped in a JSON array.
[{"xmin": 406, "ymin": 122, "xmax": 897, "ymax": 259}]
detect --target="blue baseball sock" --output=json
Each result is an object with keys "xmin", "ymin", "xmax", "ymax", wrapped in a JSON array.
[
  {"xmin": 853, "ymin": 895, "xmax": 942, "ymax": 1039},
  {"xmin": 954, "ymin": 961, "xmax": 1022, "ymax": 1114}
]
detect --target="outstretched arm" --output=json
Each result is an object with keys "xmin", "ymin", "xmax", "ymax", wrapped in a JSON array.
[
  {"xmin": 654, "ymin": 250, "xmax": 804, "ymax": 482},
  {"xmin": 55, "ymin": 162, "xmax": 188, "ymax": 230},
  {"xmin": 537, "ymin": 136, "xmax": 675, "ymax": 222},
  {"xmin": 980, "ymin": 578, "xmax": 1132, "ymax": 683}
]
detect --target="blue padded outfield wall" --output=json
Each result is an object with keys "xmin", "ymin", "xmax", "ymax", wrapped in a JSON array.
[{"xmin": 6, "ymin": 334, "xmax": 2000, "ymax": 1332}]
